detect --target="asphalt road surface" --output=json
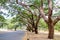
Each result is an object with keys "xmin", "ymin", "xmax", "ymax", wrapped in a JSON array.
[{"xmin": 0, "ymin": 30, "xmax": 25, "ymax": 40}]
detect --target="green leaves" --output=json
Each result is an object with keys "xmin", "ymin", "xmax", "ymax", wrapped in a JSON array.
[
  {"xmin": 55, "ymin": 21, "xmax": 60, "ymax": 31},
  {"xmin": 33, "ymin": 0, "xmax": 40, "ymax": 7},
  {"xmin": 0, "ymin": 15, "xmax": 6, "ymax": 28},
  {"xmin": 39, "ymin": 18, "xmax": 48, "ymax": 29},
  {"xmin": 52, "ymin": 11, "xmax": 60, "ymax": 17},
  {"xmin": 0, "ymin": 0, "xmax": 7, "ymax": 5},
  {"xmin": 0, "ymin": 15, "xmax": 5, "ymax": 22}
]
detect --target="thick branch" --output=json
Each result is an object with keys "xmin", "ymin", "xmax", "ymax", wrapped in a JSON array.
[
  {"xmin": 40, "ymin": 0, "xmax": 48, "ymax": 23},
  {"xmin": 53, "ymin": 16, "xmax": 60, "ymax": 25},
  {"xmin": 48, "ymin": 0, "xmax": 53, "ymax": 23},
  {"xmin": 35, "ymin": 14, "xmax": 41, "ymax": 26},
  {"xmin": 48, "ymin": 0, "xmax": 53, "ymax": 17}
]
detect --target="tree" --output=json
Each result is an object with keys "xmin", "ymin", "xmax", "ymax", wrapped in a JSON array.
[
  {"xmin": 6, "ymin": 0, "xmax": 41, "ymax": 34},
  {"xmin": 39, "ymin": 0, "xmax": 60, "ymax": 39}
]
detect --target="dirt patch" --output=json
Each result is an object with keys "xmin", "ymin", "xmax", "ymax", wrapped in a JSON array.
[{"xmin": 23, "ymin": 31, "xmax": 60, "ymax": 40}]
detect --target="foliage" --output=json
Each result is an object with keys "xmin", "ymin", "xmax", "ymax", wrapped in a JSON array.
[
  {"xmin": 0, "ymin": 0, "xmax": 7, "ymax": 5},
  {"xmin": 39, "ymin": 18, "xmax": 48, "ymax": 30},
  {"xmin": 0, "ymin": 15, "xmax": 6, "ymax": 22},
  {"xmin": 55, "ymin": 21, "xmax": 60, "ymax": 31}
]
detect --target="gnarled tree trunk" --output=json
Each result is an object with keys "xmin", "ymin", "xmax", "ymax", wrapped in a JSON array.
[{"xmin": 48, "ymin": 22, "xmax": 54, "ymax": 39}]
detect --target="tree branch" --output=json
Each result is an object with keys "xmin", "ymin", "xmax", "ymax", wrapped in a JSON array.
[
  {"xmin": 48, "ymin": 0, "xmax": 53, "ymax": 23},
  {"xmin": 40, "ymin": 0, "xmax": 48, "ymax": 23},
  {"xmin": 48, "ymin": 0, "xmax": 53, "ymax": 17},
  {"xmin": 35, "ymin": 14, "xmax": 41, "ymax": 26},
  {"xmin": 53, "ymin": 16, "xmax": 60, "ymax": 25},
  {"xmin": 23, "ymin": 7, "xmax": 35, "ymax": 26}
]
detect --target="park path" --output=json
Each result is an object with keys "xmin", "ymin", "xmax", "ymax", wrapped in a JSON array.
[{"xmin": 0, "ymin": 30, "xmax": 25, "ymax": 40}]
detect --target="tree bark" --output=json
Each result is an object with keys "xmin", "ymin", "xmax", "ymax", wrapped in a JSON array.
[
  {"xmin": 34, "ymin": 26, "xmax": 38, "ymax": 34},
  {"xmin": 48, "ymin": 23, "xmax": 54, "ymax": 39},
  {"xmin": 48, "ymin": 0, "xmax": 54, "ymax": 39}
]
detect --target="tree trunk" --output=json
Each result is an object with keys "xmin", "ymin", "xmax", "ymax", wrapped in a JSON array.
[
  {"xmin": 15, "ymin": 28, "xmax": 16, "ymax": 31},
  {"xmin": 34, "ymin": 27, "xmax": 38, "ymax": 34},
  {"xmin": 15, "ymin": 27, "xmax": 17, "ymax": 31},
  {"xmin": 32, "ymin": 28, "xmax": 35, "ymax": 32},
  {"xmin": 48, "ymin": 24, "xmax": 54, "ymax": 39}
]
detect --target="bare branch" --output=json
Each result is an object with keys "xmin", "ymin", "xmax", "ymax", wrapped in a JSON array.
[
  {"xmin": 48, "ymin": 0, "xmax": 53, "ymax": 23},
  {"xmin": 48, "ymin": 0, "xmax": 53, "ymax": 17},
  {"xmin": 53, "ymin": 16, "xmax": 60, "ymax": 25},
  {"xmin": 40, "ymin": 0, "xmax": 48, "ymax": 23}
]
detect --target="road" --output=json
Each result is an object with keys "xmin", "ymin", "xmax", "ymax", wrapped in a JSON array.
[{"xmin": 0, "ymin": 30, "xmax": 25, "ymax": 40}]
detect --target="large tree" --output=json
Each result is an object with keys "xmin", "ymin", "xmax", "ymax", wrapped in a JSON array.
[{"xmin": 39, "ymin": 0, "xmax": 60, "ymax": 39}]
